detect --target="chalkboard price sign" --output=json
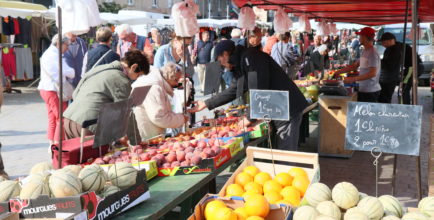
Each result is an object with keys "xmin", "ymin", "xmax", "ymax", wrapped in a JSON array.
[
  {"xmin": 345, "ymin": 102, "xmax": 422, "ymax": 156},
  {"xmin": 249, "ymin": 89, "xmax": 290, "ymax": 121}
]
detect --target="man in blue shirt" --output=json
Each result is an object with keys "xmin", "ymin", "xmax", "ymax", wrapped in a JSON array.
[{"xmin": 196, "ymin": 31, "xmax": 214, "ymax": 93}]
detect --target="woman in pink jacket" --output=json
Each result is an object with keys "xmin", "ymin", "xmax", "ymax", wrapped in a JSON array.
[{"xmin": 132, "ymin": 62, "xmax": 189, "ymax": 140}]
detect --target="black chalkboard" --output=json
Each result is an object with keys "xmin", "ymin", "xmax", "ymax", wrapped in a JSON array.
[
  {"xmin": 249, "ymin": 89, "xmax": 290, "ymax": 121},
  {"xmin": 345, "ymin": 102, "xmax": 422, "ymax": 156},
  {"xmin": 204, "ymin": 62, "xmax": 223, "ymax": 95}
]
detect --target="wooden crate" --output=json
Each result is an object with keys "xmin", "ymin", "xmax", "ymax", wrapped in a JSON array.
[
  {"xmin": 218, "ymin": 146, "xmax": 320, "ymax": 197},
  {"xmin": 318, "ymin": 94, "xmax": 357, "ymax": 158}
]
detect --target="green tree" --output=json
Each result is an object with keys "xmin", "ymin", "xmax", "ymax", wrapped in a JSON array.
[{"xmin": 98, "ymin": 2, "xmax": 124, "ymax": 14}]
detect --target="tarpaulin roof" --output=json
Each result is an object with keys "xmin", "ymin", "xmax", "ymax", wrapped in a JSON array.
[
  {"xmin": 232, "ymin": 0, "xmax": 434, "ymax": 26},
  {"xmin": 0, "ymin": 0, "xmax": 48, "ymax": 18}
]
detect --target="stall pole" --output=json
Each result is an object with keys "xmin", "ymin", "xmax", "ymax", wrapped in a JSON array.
[
  {"xmin": 411, "ymin": 0, "xmax": 422, "ymax": 200},
  {"xmin": 226, "ymin": 0, "xmax": 230, "ymax": 20},
  {"xmin": 393, "ymin": 0, "xmax": 410, "ymax": 196},
  {"xmin": 57, "ymin": 6, "xmax": 63, "ymax": 168},
  {"xmin": 183, "ymin": 37, "xmax": 188, "ymax": 131}
]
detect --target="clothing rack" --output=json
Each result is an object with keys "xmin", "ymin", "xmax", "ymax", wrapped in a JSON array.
[{"xmin": 0, "ymin": 43, "xmax": 24, "ymax": 94}]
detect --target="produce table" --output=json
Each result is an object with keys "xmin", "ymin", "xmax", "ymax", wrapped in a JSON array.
[{"xmin": 115, "ymin": 137, "xmax": 267, "ymax": 220}]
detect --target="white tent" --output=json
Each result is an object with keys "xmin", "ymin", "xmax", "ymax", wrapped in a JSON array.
[
  {"xmin": 99, "ymin": 12, "xmax": 155, "ymax": 25},
  {"xmin": 0, "ymin": 1, "xmax": 48, "ymax": 18}
]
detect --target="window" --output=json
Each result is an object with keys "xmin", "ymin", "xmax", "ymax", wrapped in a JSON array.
[
  {"xmin": 152, "ymin": 0, "xmax": 158, "ymax": 7},
  {"xmin": 127, "ymin": 0, "xmax": 134, "ymax": 6}
]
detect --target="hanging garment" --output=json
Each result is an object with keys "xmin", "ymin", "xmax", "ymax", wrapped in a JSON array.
[
  {"xmin": 12, "ymin": 18, "xmax": 20, "ymax": 35},
  {"xmin": 15, "ymin": 47, "xmax": 33, "ymax": 80},
  {"xmin": 15, "ymin": 18, "xmax": 32, "ymax": 46},
  {"xmin": 56, "ymin": 0, "xmax": 101, "ymax": 35},
  {"xmin": 1, "ymin": 47, "xmax": 17, "ymax": 79},
  {"xmin": 1, "ymin": 17, "xmax": 14, "ymax": 35}
]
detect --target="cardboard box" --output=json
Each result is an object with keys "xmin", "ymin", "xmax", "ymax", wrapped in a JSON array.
[
  {"xmin": 0, "ymin": 203, "xmax": 9, "ymax": 214},
  {"xmin": 249, "ymin": 122, "xmax": 268, "ymax": 139},
  {"xmin": 219, "ymin": 146, "xmax": 320, "ymax": 197},
  {"xmin": 157, "ymin": 137, "xmax": 244, "ymax": 177},
  {"xmin": 188, "ymin": 194, "xmax": 292, "ymax": 220},
  {"xmin": 9, "ymin": 169, "xmax": 150, "ymax": 220},
  {"xmin": 0, "ymin": 212, "xmax": 18, "ymax": 220}
]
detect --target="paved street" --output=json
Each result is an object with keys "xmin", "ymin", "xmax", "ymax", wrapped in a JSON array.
[{"xmin": 0, "ymin": 79, "xmax": 432, "ymax": 207}]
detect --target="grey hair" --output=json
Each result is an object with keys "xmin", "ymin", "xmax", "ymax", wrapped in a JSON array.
[
  {"xmin": 231, "ymin": 28, "xmax": 242, "ymax": 38},
  {"xmin": 51, "ymin": 34, "xmax": 69, "ymax": 46},
  {"xmin": 160, "ymin": 62, "xmax": 182, "ymax": 81},
  {"xmin": 115, "ymin": 24, "xmax": 133, "ymax": 35}
]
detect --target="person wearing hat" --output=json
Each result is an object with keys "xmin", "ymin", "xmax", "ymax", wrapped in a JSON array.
[
  {"xmin": 334, "ymin": 27, "xmax": 381, "ymax": 102},
  {"xmin": 377, "ymin": 32, "xmax": 413, "ymax": 103},
  {"xmin": 188, "ymin": 28, "xmax": 309, "ymax": 151}
]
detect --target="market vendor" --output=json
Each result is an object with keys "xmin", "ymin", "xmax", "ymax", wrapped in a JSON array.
[
  {"xmin": 334, "ymin": 27, "xmax": 381, "ymax": 102},
  {"xmin": 188, "ymin": 28, "xmax": 309, "ymax": 151},
  {"xmin": 132, "ymin": 62, "xmax": 189, "ymax": 140},
  {"xmin": 63, "ymin": 50, "xmax": 150, "ymax": 139}
]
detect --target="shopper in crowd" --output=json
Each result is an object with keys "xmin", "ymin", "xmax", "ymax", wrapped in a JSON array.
[
  {"xmin": 263, "ymin": 31, "xmax": 278, "ymax": 54},
  {"xmin": 63, "ymin": 50, "xmax": 149, "ymax": 139},
  {"xmin": 196, "ymin": 31, "xmax": 214, "ymax": 93},
  {"xmin": 38, "ymin": 34, "xmax": 75, "ymax": 145},
  {"xmin": 64, "ymin": 33, "xmax": 87, "ymax": 87},
  {"xmin": 0, "ymin": 76, "xmax": 8, "ymax": 179},
  {"xmin": 304, "ymin": 35, "xmax": 329, "ymax": 76},
  {"xmin": 335, "ymin": 27, "xmax": 381, "ymax": 102},
  {"xmin": 271, "ymin": 32, "xmax": 299, "ymax": 79},
  {"xmin": 261, "ymin": 30, "xmax": 270, "ymax": 48},
  {"xmin": 349, "ymin": 34, "xmax": 361, "ymax": 63},
  {"xmin": 230, "ymin": 28, "xmax": 244, "ymax": 46},
  {"xmin": 154, "ymin": 34, "xmax": 193, "ymax": 70},
  {"xmin": 132, "ymin": 62, "xmax": 189, "ymax": 140},
  {"xmin": 82, "ymin": 27, "xmax": 120, "ymax": 74},
  {"xmin": 115, "ymin": 24, "xmax": 154, "ymax": 64},
  {"xmin": 189, "ymin": 28, "xmax": 309, "ymax": 151}
]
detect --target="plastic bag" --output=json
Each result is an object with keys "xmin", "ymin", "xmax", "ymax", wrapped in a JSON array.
[
  {"xmin": 298, "ymin": 14, "xmax": 311, "ymax": 33},
  {"xmin": 329, "ymin": 23, "xmax": 338, "ymax": 35},
  {"xmin": 274, "ymin": 7, "xmax": 292, "ymax": 34},
  {"xmin": 57, "ymin": 0, "xmax": 101, "ymax": 35},
  {"xmin": 238, "ymin": 6, "xmax": 256, "ymax": 31},
  {"xmin": 172, "ymin": 0, "xmax": 199, "ymax": 37},
  {"xmin": 317, "ymin": 20, "xmax": 330, "ymax": 36}
]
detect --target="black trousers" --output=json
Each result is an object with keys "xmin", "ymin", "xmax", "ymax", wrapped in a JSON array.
[
  {"xmin": 358, "ymin": 91, "xmax": 380, "ymax": 103},
  {"xmin": 378, "ymin": 82, "xmax": 398, "ymax": 103},
  {"xmin": 403, "ymin": 81, "xmax": 412, "ymax": 105}
]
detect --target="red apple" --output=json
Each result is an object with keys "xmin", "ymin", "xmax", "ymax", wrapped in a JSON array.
[
  {"xmin": 197, "ymin": 140, "xmax": 207, "ymax": 149},
  {"xmin": 148, "ymin": 149, "xmax": 157, "ymax": 156},
  {"xmin": 171, "ymin": 161, "xmax": 181, "ymax": 168},
  {"xmin": 93, "ymin": 158, "xmax": 105, "ymax": 165},
  {"xmin": 185, "ymin": 152, "xmax": 194, "ymax": 161},
  {"xmin": 162, "ymin": 163, "xmax": 171, "ymax": 168},
  {"xmin": 165, "ymin": 153, "xmax": 177, "ymax": 163},
  {"xmin": 139, "ymin": 153, "xmax": 151, "ymax": 161},
  {"xmin": 102, "ymin": 155, "xmax": 111, "ymax": 163},
  {"xmin": 180, "ymin": 161, "xmax": 189, "ymax": 167},
  {"xmin": 176, "ymin": 151, "xmax": 186, "ymax": 162},
  {"xmin": 200, "ymin": 152, "xmax": 210, "ymax": 159},
  {"xmin": 121, "ymin": 151, "xmax": 129, "ymax": 156},
  {"xmin": 185, "ymin": 146, "xmax": 195, "ymax": 153},
  {"xmin": 190, "ymin": 140, "xmax": 198, "ymax": 148},
  {"xmin": 191, "ymin": 155, "xmax": 202, "ymax": 165}
]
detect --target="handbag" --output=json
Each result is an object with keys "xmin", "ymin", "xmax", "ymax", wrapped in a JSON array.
[{"xmin": 41, "ymin": 65, "xmax": 75, "ymax": 101}]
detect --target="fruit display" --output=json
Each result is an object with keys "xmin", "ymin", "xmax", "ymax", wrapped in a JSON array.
[
  {"xmin": 223, "ymin": 165, "xmax": 311, "ymax": 207},
  {"xmin": 78, "ymin": 164, "xmax": 108, "ymax": 192},
  {"xmin": 0, "ymin": 180, "xmax": 21, "ymax": 202},
  {"xmin": 49, "ymin": 170, "xmax": 83, "ymax": 198},
  {"xmin": 107, "ymin": 162, "xmax": 137, "ymax": 189}
]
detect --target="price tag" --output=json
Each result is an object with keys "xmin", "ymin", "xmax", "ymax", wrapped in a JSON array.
[{"xmin": 249, "ymin": 89, "xmax": 290, "ymax": 121}]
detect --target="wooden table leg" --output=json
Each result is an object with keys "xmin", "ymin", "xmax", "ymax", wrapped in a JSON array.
[{"xmin": 209, "ymin": 178, "xmax": 217, "ymax": 194}]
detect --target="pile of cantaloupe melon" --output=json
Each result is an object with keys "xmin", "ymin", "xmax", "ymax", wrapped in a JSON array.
[
  {"xmin": 294, "ymin": 181, "xmax": 434, "ymax": 220},
  {"xmin": 0, "ymin": 161, "xmax": 139, "ymax": 202}
]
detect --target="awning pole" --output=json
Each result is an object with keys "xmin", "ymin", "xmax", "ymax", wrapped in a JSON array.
[
  {"xmin": 57, "ymin": 6, "xmax": 63, "ymax": 168},
  {"xmin": 398, "ymin": 0, "xmax": 410, "ymax": 104},
  {"xmin": 411, "ymin": 0, "xmax": 422, "ymax": 200}
]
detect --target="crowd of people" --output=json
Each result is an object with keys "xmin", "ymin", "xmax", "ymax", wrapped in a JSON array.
[{"xmin": 35, "ymin": 23, "xmax": 420, "ymax": 152}]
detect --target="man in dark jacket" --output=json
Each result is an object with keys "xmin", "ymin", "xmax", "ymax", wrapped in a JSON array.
[
  {"xmin": 83, "ymin": 27, "xmax": 120, "ymax": 74},
  {"xmin": 378, "ymin": 32, "xmax": 411, "ymax": 103},
  {"xmin": 189, "ymin": 28, "xmax": 309, "ymax": 151},
  {"xmin": 196, "ymin": 31, "xmax": 214, "ymax": 92},
  {"xmin": 304, "ymin": 35, "xmax": 329, "ymax": 77}
]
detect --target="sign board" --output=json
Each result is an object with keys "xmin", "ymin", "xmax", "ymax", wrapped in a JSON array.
[
  {"xmin": 345, "ymin": 102, "xmax": 422, "ymax": 156},
  {"xmin": 93, "ymin": 99, "xmax": 131, "ymax": 148},
  {"xmin": 249, "ymin": 89, "xmax": 290, "ymax": 121},
  {"xmin": 204, "ymin": 61, "xmax": 223, "ymax": 95}
]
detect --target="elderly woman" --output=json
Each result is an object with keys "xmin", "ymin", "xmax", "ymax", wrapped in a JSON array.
[
  {"xmin": 63, "ymin": 50, "xmax": 149, "ymax": 139},
  {"xmin": 132, "ymin": 62, "xmax": 188, "ymax": 140},
  {"xmin": 38, "ymin": 34, "xmax": 75, "ymax": 145}
]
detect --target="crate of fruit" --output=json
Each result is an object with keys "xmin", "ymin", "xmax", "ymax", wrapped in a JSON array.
[
  {"xmin": 157, "ymin": 137, "xmax": 244, "ymax": 177},
  {"xmin": 188, "ymin": 194, "xmax": 291, "ymax": 220},
  {"xmin": 249, "ymin": 122, "xmax": 268, "ymax": 139},
  {"xmin": 219, "ymin": 146, "xmax": 320, "ymax": 208}
]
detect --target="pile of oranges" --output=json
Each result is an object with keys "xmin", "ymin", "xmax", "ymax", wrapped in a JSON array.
[
  {"xmin": 204, "ymin": 196, "xmax": 269, "ymax": 220},
  {"xmin": 226, "ymin": 165, "xmax": 310, "ymax": 207}
]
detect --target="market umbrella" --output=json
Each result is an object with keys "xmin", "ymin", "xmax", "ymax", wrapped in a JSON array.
[{"xmin": 0, "ymin": 1, "xmax": 47, "ymax": 18}]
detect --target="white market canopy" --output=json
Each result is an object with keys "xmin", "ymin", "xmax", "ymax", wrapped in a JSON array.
[
  {"xmin": 155, "ymin": 18, "xmax": 270, "ymax": 29},
  {"xmin": 0, "ymin": 1, "xmax": 48, "ymax": 18}
]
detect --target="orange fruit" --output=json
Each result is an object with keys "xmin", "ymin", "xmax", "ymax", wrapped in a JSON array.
[
  {"xmin": 246, "ymin": 217, "xmax": 265, "ymax": 220},
  {"xmin": 264, "ymin": 191, "xmax": 283, "ymax": 204},
  {"xmin": 280, "ymin": 186, "xmax": 301, "ymax": 207},
  {"xmin": 234, "ymin": 207, "xmax": 249, "ymax": 220},
  {"xmin": 244, "ymin": 165, "xmax": 260, "ymax": 177},
  {"xmin": 214, "ymin": 207, "xmax": 238, "ymax": 220},
  {"xmin": 254, "ymin": 172, "xmax": 272, "ymax": 186},
  {"xmin": 243, "ymin": 190, "xmax": 261, "ymax": 201},
  {"xmin": 244, "ymin": 194, "xmax": 270, "ymax": 217},
  {"xmin": 244, "ymin": 182, "xmax": 263, "ymax": 194},
  {"xmin": 205, "ymin": 200, "xmax": 227, "ymax": 220},
  {"xmin": 274, "ymin": 172, "xmax": 293, "ymax": 187},
  {"xmin": 288, "ymin": 167, "xmax": 308, "ymax": 179},
  {"xmin": 292, "ymin": 176, "xmax": 310, "ymax": 196},
  {"xmin": 235, "ymin": 172, "xmax": 254, "ymax": 187},
  {"xmin": 226, "ymin": 183, "xmax": 245, "ymax": 197},
  {"xmin": 263, "ymin": 180, "xmax": 283, "ymax": 194}
]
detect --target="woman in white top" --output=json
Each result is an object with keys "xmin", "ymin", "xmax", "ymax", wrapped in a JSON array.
[
  {"xmin": 37, "ymin": 34, "xmax": 75, "ymax": 146},
  {"xmin": 132, "ymin": 62, "xmax": 189, "ymax": 140}
]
